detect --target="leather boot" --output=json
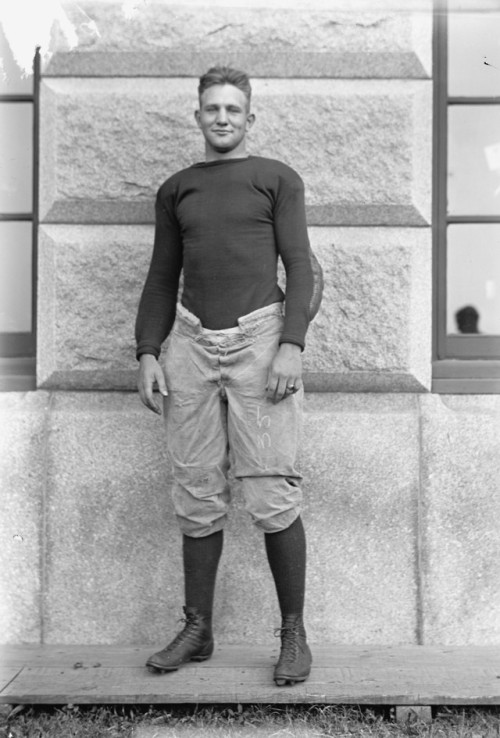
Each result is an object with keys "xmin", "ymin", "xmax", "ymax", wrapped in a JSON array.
[
  {"xmin": 146, "ymin": 606, "xmax": 214, "ymax": 673},
  {"xmin": 273, "ymin": 613, "xmax": 312, "ymax": 686}
]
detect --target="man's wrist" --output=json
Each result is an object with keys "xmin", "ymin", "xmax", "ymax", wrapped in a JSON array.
[{"xmin": 279, "ymin": 342, "xmax": 302, "ymax": 353}]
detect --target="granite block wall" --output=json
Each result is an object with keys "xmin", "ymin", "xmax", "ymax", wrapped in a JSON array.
[
  {"xmin": 38, "ymin": 1, "xmax": 433, "ymax": 392},
  {"xmin": 2, "ymin": 0, "xmax": 499, "ymax": 647}
]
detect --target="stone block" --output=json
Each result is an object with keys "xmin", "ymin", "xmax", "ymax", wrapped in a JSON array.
[
  {"xmin": 300, "ymin": 393, "xmax": 420, "ymax": 644},
  {"xmin": 37, "ymin": 225, "xmax": 152, "ymax": 389},
  {"xmin": 41, "ymin": 391, "xmax": 420, "ymax": 645},
  {"xmin": 419, "ymin": 395, "xmax": 500, "ymax": 645},
  {"xmin": 43, "ymin": 393, "xmax": 177, "ymax": 644},
  {"xmin": 304, "ymin": 227, "xmax": 432, "ymax": 392},
  {"xmin": 37, "ymin": 225, "xmax": 431, "ymax": 392},
  {"xmin": 0, "ymin": 392, "xmax": 50, "ymax": 643},
  {"xmin": 40, "ymin": 78, "xmax": 431, "ymax": 227},
  {"xmin": 39, "ymin": 392, "xmax": 283, "ymax": 645},
  {"xmin": 44, "ymin": 2, "xmax": 432, "ymax": 79}
]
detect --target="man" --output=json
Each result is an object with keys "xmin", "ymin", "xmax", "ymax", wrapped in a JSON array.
[{"xmin": 135, "ymin": 66, "xmax": 322, "ymax": 686}]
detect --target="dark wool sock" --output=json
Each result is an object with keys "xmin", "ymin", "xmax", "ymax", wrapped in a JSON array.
[
  {"xmin": 264, "ymin": 515, "xmax": 306, "ymax": 616},
  {"xmin": 183, "ymin": 529, "xmax": 223, "ymax": 616}
]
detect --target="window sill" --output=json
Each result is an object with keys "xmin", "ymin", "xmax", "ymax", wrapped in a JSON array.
[
  {"xmin": 432, "ymin": 360, "xmax": 500, "ymax": 394},
  {"xmin": 0, "ymin": 357, "xmax": 36, "ymax": 391}
]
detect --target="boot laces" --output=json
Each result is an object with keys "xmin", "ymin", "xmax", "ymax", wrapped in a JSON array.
[
  {"xmin": 164, "ymin": 613, "xmax": 200, "ymax": 652},
  {"xmin": 274, "ymin": 624, "xmax": 302, "ymax": 662}
]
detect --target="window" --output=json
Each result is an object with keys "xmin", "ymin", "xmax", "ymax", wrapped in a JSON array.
[
  {"xmin": 433, "ymin": 1, "xmax": 500, "ymax": 392},
  {"xmin": 0, "ymin": 27, "xmax": 38, "ymax": 390}
]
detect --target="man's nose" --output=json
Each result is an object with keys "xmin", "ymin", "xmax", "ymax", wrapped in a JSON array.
[{"xmin": 216, "ymin": 108, "xmax": 228, "ymax": 124}]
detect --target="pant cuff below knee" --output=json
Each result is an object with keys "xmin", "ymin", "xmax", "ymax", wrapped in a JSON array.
[
  {"xmin": 176, "ymin": 515, "xmax": 227, "ymax": 538},
  {"xmin": 252, "ymin": 507, "xmax": 301, "ymax": 534}
]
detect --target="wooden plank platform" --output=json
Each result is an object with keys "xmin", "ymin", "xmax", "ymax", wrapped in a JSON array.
[{"xmin": 1, "ymin": 644, "xmax": 500, "ymax": 706}]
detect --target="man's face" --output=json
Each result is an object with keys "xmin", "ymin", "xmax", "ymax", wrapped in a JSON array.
[{"xmin": 195, "ymin": 84, "xmax": 255, "ymax": 159}]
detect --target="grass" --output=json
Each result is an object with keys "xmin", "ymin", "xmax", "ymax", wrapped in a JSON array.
[{"xmin": 1, "ymin": 704, "xmax": 499, "ymax": 738}]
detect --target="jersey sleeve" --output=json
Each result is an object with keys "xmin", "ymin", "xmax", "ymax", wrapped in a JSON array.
[
  {"xmin": 134, "ymin": 185, "xmax": 183, "ymax": 360},
  {"xmin": 273, "ymin": 168, "xmax": 323, "ymax": 349}
]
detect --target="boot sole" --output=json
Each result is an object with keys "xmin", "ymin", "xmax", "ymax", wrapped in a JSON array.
[
  {"xmin": 146, "ymin": 649, "xmax": 213, "ymax": 673},
  {"xmin": 274, "ymin": 673, "xmax": 310, "ymax": 686}
]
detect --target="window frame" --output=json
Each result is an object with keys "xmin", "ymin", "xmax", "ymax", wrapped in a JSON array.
[
  {"xmin": 432, "ymin": 2, "xmax": 500, "ymax": 393},
  {"xmin": 0, "ymin": 47, "xmax": 39, "ymax": 391}
]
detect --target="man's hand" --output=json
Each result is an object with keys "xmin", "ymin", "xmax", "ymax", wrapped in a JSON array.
[
  {"xmin": 138, "ymin": 354, "xmax": 168, "ymax": 414},
  {"xmin": 266, "ymin": 342, "xmax": 302, "ymax": 404}
]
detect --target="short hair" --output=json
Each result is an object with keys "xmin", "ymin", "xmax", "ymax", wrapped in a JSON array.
[
  {"xmin": 198, "ymin": 66, "xmax": 252, "ymax": 106},
  {"xmin": 455, "ymin": 305, "xmax": 480, "ymax": 333}
]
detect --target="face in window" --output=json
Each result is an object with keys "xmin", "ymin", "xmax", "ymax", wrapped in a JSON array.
[{"xmin": 194, "ymin": 84, "xmax": 255, "ymax": 160}]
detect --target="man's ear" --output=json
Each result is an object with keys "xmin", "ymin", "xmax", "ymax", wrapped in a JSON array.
[
  {"xmin": 194, "ymin": 109, "xmax": 201, "ymax": 128},
  {"xmin": 246, "ymin": 112, "xmax": 256, "ymax": 131}
]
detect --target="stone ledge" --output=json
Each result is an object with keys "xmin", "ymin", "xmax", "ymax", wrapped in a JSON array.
[
  {"xmin": 40, "ymin": 78, "xmax": 432, "ymax": 227},
  {"xmin": 305, "ymin": 371, "xmax": 429, "ymax": 393},
  {"xmin": 45, "ymin": 50, "xmax": 431, "ymax": 80},
  {"xmin": 44, "ymin": 3, "xmax": 431, "ymax": 79},
  {"xmin": 36, "ymin": 371, "xmax": 430, "ymax": 393},
  {"xmin": 41, "ymin": 201, "xmax": 430, "ymax": 228},
  {"xmin": 37, "ymin": 370, "xmax": 137, "ymax": 391}
]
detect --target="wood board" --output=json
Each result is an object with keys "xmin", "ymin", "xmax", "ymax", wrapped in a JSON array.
[{"xmin": 1, "ymin": 645, "xmax": 499, "ymax": 706}]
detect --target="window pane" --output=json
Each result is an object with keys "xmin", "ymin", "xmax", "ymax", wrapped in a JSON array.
[
  {"xmin": 0, "ymin": 102, "xmax": 33, "ymax": 212},
  {"xmin": 0, "ymin": 24, "xmax": 33, "ymax": 94},
  {"xmin": 448, "ymin": 105, "xmax": 500, "ymax": 215},
  {"xmin": 448, "ymin": 12, "xmax": 500, "ymax": 97},
  {"xmin": 0, "ymin": 221, "xmax": 32, "ymax": 332},
  {"xmin": 447, "ymin": 223, "xmax": 500, "ymax": 335}
]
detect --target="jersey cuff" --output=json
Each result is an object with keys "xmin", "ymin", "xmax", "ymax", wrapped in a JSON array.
[
  {"xmin": 279, "ymin": 336, "xmax": 305, "ymax": 352},
  {"xmin": 136, "ymin": 346, "xmax": 160, "ymax": 361}
]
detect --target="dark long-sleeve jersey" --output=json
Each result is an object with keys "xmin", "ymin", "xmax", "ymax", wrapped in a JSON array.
[{"xmin": 135, "ymin": 155, "xmax": 323, "ymax": 359}]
